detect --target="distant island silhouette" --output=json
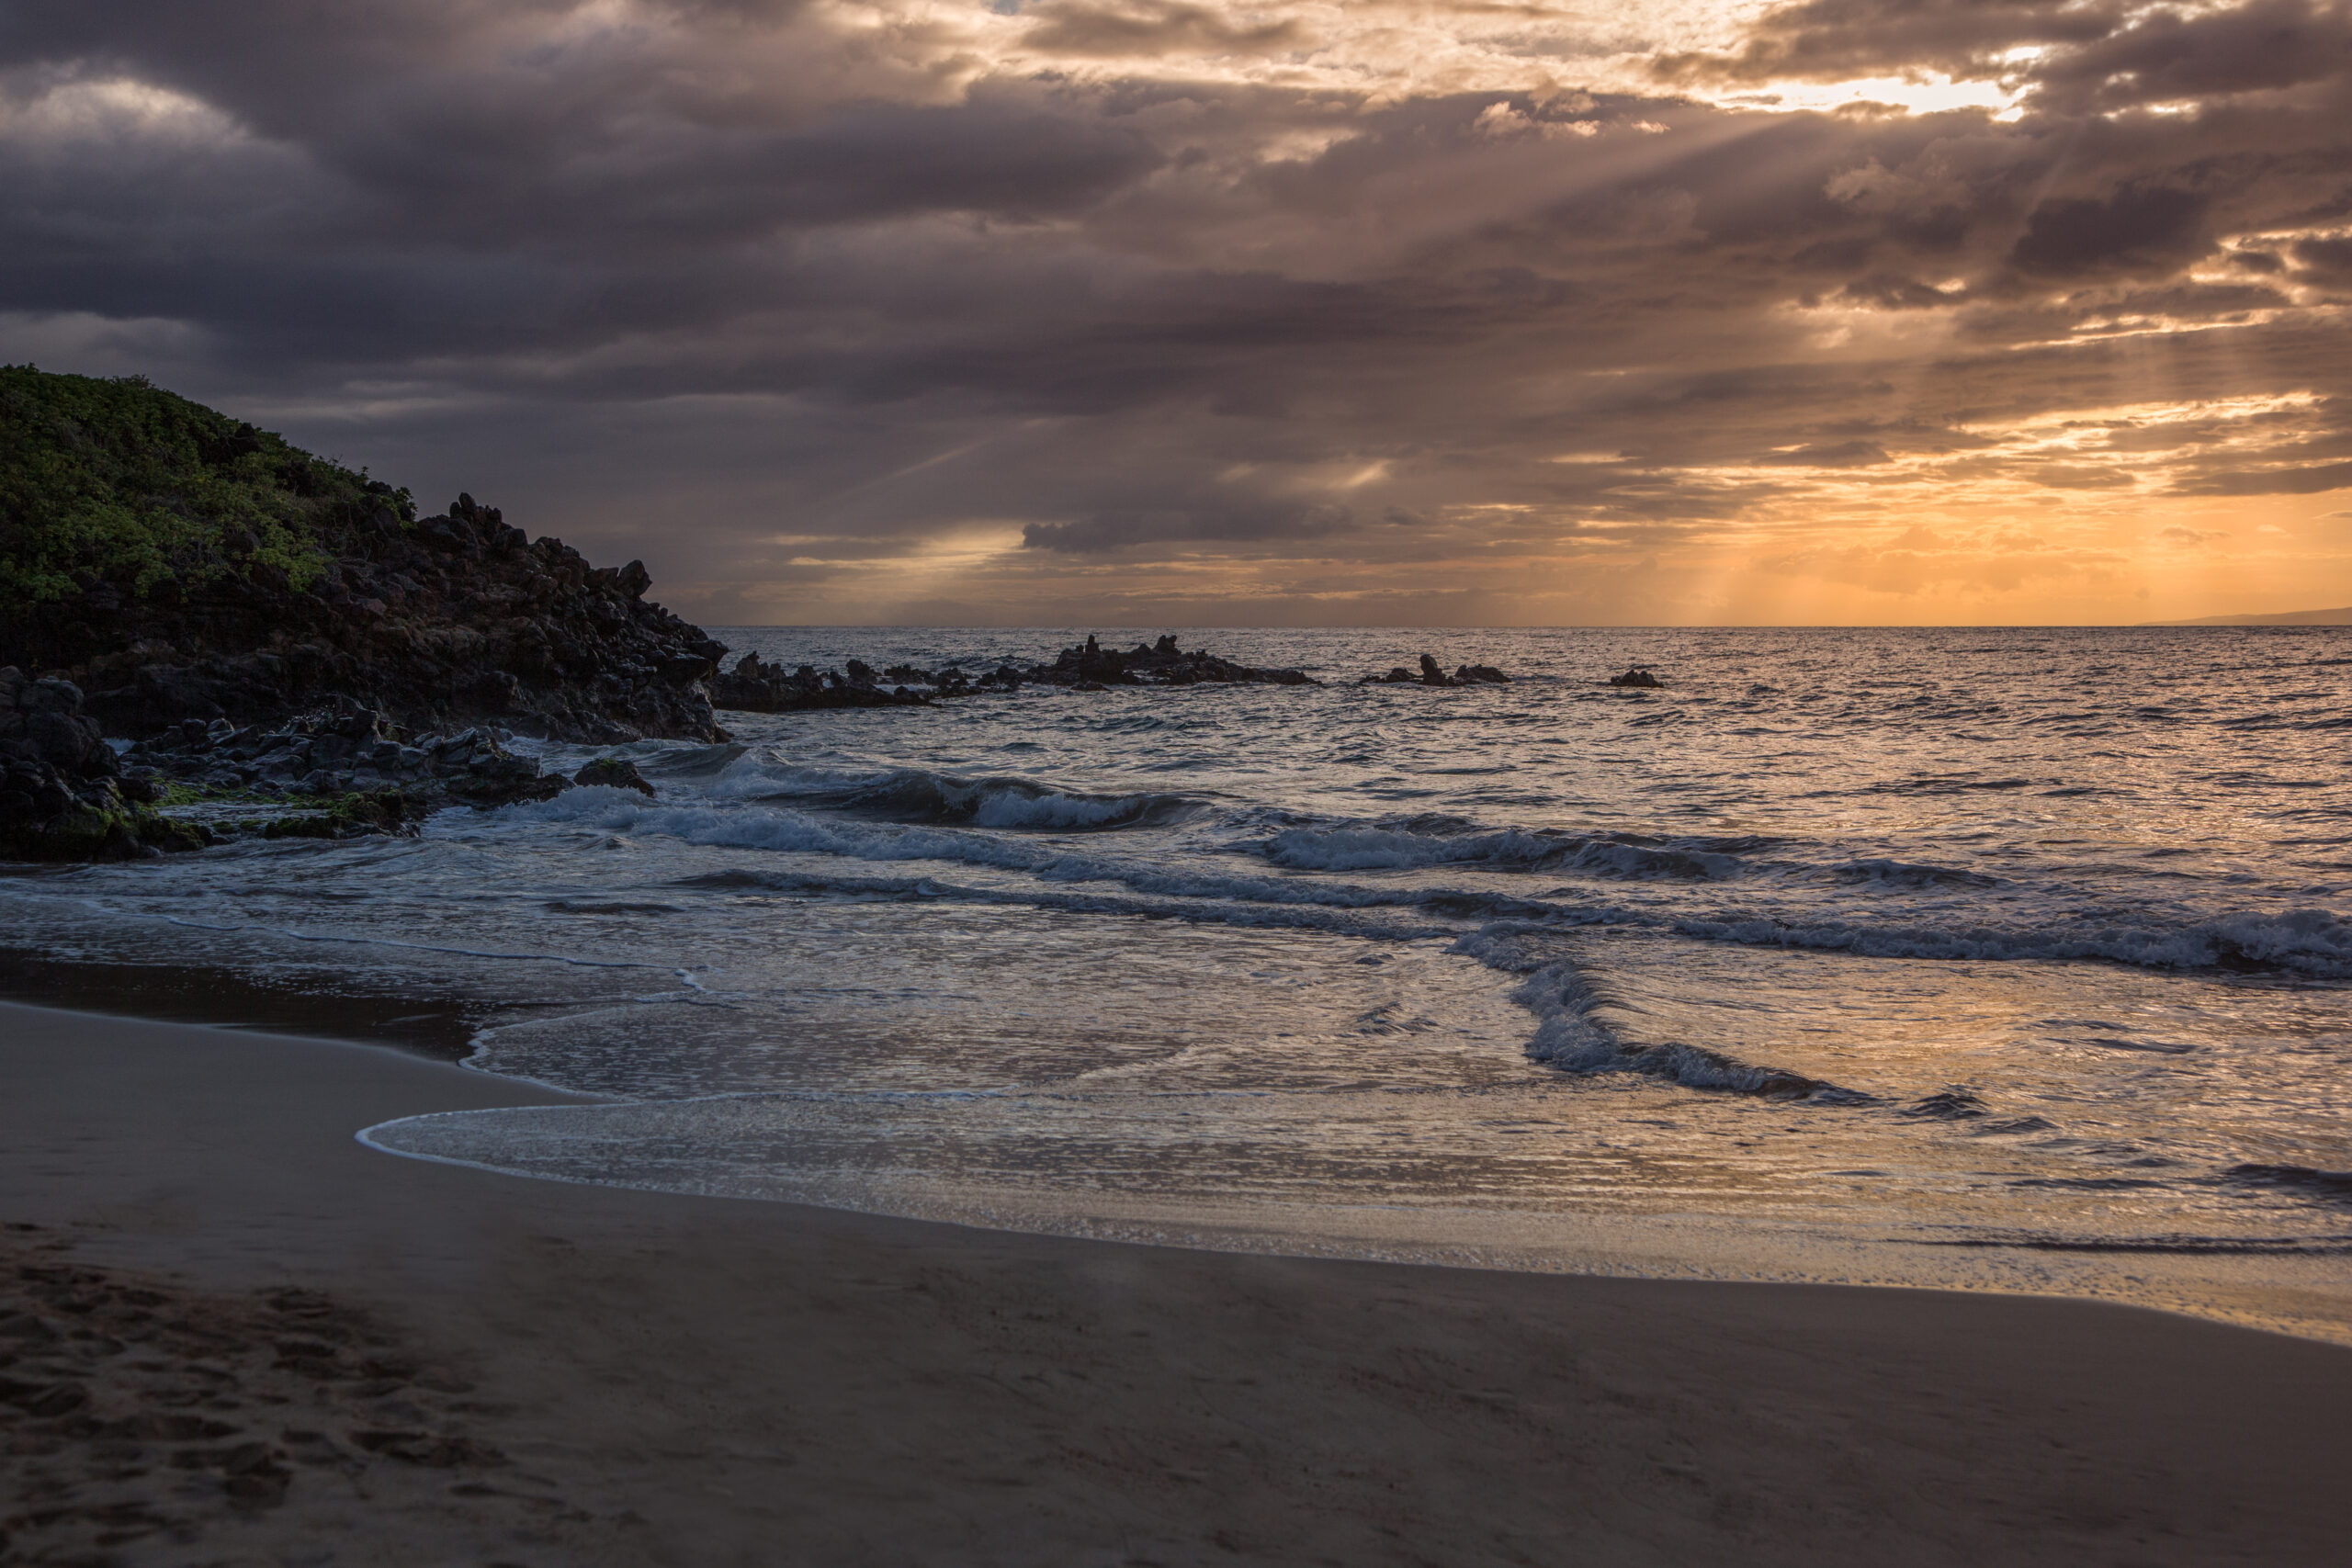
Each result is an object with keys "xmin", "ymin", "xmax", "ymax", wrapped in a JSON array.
[{"xmin": 2144, "ymin": 607, "xmax": 2352, "ymax": 626}]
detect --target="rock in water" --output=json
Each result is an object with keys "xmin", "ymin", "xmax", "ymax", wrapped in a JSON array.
[
  {"xmin": 1359, "ymin": 652, "xmax": 1511, "ymax": 687},
  {"xmin": 574, "ymin": 756, "xmax": 656, "ymax": 796},
  {"xmin": 1609, "ymin": 668, "xmax": 1664, "ymax": 689},
  {"xmin": 1031, "ymin": 634, "xmax": 1313, "ymax": 689},
  {"xmin": 709, "ymin": 636, "xmax": 1311, "ymax": 706},
  {"xmin": 709, "ymin": 654, "xmax": 931, "ymax": 713}
]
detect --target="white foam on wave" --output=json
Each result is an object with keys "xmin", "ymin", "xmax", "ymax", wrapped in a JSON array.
[
  {"xmin": 503, "ymin": 791, "xmax": 2352, "ymax": 979},
  {"xmin": 1451, "ymin": 929, "xmax": 1855, "ymax": 1097},
  {"xmin": 503, "ymin": 791, "xmax": 1057, "ymax": 872},
  {"xmin": 700, "ymin": 754, "xmax": 1203, "ymax": 832},
  {"xmin": 501, "ymin": 790, "xmax": 1577, "ymax": 922}
]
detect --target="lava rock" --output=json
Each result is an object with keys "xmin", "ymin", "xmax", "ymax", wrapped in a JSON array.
[
  {"xmin": 113, "ymin": 698, "xmax": 581, "ymax": 847},
  {"xmin": 3, "ymin": 373, "xmax": 729, "ymax": 746},
  {"xmin": 1609, "ymin": 668, "xmax": 1663, "ymax": 689},
  {"xmin": 724, "ymin": 634, "xmax": 1311, "ymax": 705},
  {"xmin": 1027, "ymin": 633, "xmax": 1312, "ymax": 690},
  {"xmin": 710, "ymin": 653, "xmax": 932, "ymax": 713},
  {"xmin": 0, "ymin": 668, "xmax": 204, "ymax": 861},
  {"xmin": 574, "ymin": 756, "xmax": 656, "ymax": 796},
  {"xmin": 1359, "ymin": 652, "xmax": 1511, "ymax": 687}
]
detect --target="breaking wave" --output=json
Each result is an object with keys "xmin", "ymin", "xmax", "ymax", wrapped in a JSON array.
[
  {"xmin": 1448, "ymin": 929, "xmax": 1862, "ymax": 1099},
  {"xmin": 1261, "ymin": 821, "xmax": 1994, "ymax": 888},
  {"xmin": 717, "ymin": 759, "xmax": 1204, "ymax": 832},
  {"xmin": 1669, "ymin": 907, "xmax": 2352, "ymax": 979},
  {"xmin": 501, "ymin": 791, "xmax": 2352, "ymax": 979}
]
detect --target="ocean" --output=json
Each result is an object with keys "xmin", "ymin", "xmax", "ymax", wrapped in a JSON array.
[{"xmin": 7, "ymin": 626, "xmax": 2349, "ymax": 1337}]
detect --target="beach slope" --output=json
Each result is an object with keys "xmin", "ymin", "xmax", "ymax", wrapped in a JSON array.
[{"xmin": 4, "ymin": 1000, "xmax": 2347, "ymax": 1566}]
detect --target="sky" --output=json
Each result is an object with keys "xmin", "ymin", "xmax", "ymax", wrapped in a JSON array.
[{"xmin": 3, "ymin": 0, "xmax": 2349, "ymax": 626}]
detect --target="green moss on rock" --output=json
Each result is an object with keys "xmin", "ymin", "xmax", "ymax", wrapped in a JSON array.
[
  {"xmin": 0, "ymin": 778, "xmax": 208, "ymax": 862},
  {"xmin": 258, "ymin": 788, "xmax": 422, "ymax": 840}
]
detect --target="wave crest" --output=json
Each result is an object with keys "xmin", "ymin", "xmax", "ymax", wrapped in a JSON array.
[{"xmin": 722, "ymin": 760, "xmax": 1203, "ymax": 832}]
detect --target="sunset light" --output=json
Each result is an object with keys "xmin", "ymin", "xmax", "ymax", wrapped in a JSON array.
[
  {"xmin": 3, "ymin": 7, "xmax": 2349, "ymax": 1562},
  {"xmin": 3, "ymin": 0, "xmax": 2343, "ymax": 625}
]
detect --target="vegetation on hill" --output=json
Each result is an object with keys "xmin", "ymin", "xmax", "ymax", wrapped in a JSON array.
[
  {"xmin": 0, "ymin": 365, "xmax": 413, "ymax": 607},
  {"xmin": 0, "ymin": 367, "xmax": 722, "ymax": 747}
]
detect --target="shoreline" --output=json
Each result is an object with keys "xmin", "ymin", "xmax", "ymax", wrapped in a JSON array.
[
  {"xmin": 10, "ymin": 946, "xmax": 2352, "ymax": 1346},
  {"xmin": 6, "ymin": 998, "xmax": 2352, "ymax": 1564}
]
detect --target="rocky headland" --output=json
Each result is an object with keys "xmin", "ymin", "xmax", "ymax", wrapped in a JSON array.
[
  {"xmin": 1, "ymin": 367, "xmax": 729, "ymax": 857},
  {"xmin": 1, "ymin": 368, "xmax": 725, "ymax": 747},
  {"xmin": 3, "ymin": 368, "xmax": 1524, "ymax": 860}
]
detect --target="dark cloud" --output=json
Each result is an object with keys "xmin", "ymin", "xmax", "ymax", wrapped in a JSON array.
[
  {"xmin": 2030, "ymin": 0, "xmax": 2352, "ymax": 111},
  {"xmin": 1023, "ymin": 1, "xmax": 1311, "ymax": 57},
  {"xmin": 1755, "ymin": 440, "xmax": 1894, "ymax": 467},
  {"xmin": 2295, "ymin": 235, "xmax": 2352, "ymax": 283},
  {"xmin": 1, "ymin": 0, "xmax": 2346, "ymax": 621},
  {"xmin": 1022, "ymin": 498, "xmax": 1351, "ymax": 552},
  {"xmin": 1660, "ymin": 0, "xmax": 2352, "ymax": 114},
  {"xmin": 2008, "ymin": 185, "xmax": 2210, "ymax": 277},
  {"xmin": 2179, "ymin": 459, "xmax": 2352, "ymax": 494},
  {"xmin": 1654, "ymin": 0, "xmax": 2129, "ymax": 87}
]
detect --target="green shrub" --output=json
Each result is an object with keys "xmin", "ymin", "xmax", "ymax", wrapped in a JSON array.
[{"xmin": 0, "ymin": 365, "xmax": 415, "ymax": 605}]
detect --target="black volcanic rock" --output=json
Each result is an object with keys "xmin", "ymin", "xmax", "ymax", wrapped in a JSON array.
[
  {"xmin": 707, "ymin": 635, "xmax": 1312, "ymax": 714},
  {"xmin": 710, "ymin": 653, "xmax": 931, "ymax": 712},
  {"xmin": 1032, "ymin": 633, "xmax": 1313, "ymax": 689},
  {"xmin": 1609, "ymin": 668, "xmax": 1664, "ymax": 688},
  {"xmin": 0, "ymin": 668, "xmax": 203, "ymax": 860},
  {"xmin": 117, "ymin": 697, "xmax": 580, "ymax": 841},
  {"xmin": 575, "ymin": 756, "xmax": 656, "ymax": 796},
  {"xmin": 1360, "ymin": 651, "xmax": 1511, "ymax": 687},
  {"xmin": 1, "ymin": 369, "xmax": 726, "ymax": 745}
]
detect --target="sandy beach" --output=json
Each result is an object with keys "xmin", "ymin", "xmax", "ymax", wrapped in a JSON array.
[{"xmin": 4, "ymin": 998, "xmax": 2349, "ymax": 1567}]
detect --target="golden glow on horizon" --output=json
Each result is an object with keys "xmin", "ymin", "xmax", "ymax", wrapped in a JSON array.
[{"xmin": 10, "ymin": 0, "xmax": 2344, "ymax": 627}]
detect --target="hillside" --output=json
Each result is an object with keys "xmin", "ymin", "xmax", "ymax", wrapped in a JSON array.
[{"xmin": 0, "ymin": 367, "xmax": 724, "ymax": 741}]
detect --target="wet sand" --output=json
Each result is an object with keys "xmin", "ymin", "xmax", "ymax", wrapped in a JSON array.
[{"xmin": 4, "ymin": 998, "xmax": 2348, "ymax": 1566}]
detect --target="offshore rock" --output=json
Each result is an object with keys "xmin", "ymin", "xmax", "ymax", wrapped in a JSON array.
[
  {"xmin": 709, "ymin": 636, "xmax": 1310, "ymax": 711},
  {"xmin": 710, "ymin": 653, "xmax": 932, "ymax": 713},
  {"xmin": 1609, "ymin": 668, "xmax": 1664, "ymax": 689},
  {"xmin": 1360, "ymin": 652, "xmax": 1512, "ymax": 687},
  {"xmin": 1035, "ymin": 633, "xmax": 1314, "ymax": 689}
]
